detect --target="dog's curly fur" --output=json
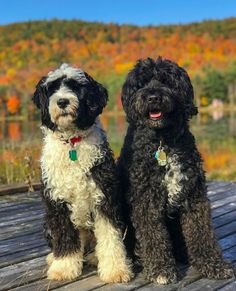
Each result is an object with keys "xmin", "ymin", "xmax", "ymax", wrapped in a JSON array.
[
  {"xmin": 33, "ymin": 64, "xmax": 133, "ymax": 282},
  {"xmin": 117, "ymin": 57, "xmax": 235, "ymax": 284}
]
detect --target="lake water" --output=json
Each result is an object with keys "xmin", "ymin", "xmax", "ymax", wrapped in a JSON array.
[{"xmin": 1, "ymin": 110, "xmax": 236, "ymax": 184}]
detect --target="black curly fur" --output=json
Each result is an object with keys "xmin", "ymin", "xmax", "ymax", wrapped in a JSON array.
[
  {"xmin": 118, "ymin": 57, "xmax": 235, "ymax": 283},
  {"xmin": 91, "ymin": 139, "xmax": 126, "ymax": 233},
  {"xmin": 42, "ymin": 184, "xmax": 81, "ymax": 257}
]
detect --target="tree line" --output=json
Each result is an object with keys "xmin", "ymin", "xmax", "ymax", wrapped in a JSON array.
[{"xmin": 0, "ymin": 18, "xmax": 236, "ymax": 117}]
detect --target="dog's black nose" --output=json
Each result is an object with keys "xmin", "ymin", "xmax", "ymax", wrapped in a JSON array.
[
  {"xmin": 148, "ymin": 95, "xmax": 159, "ymax": 103},
  {"xmin": 57, "ymin": 98, "xmax": 70, "ymax": 108}
]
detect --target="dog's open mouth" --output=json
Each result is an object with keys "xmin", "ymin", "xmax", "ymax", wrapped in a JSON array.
[{"xmin": 149, "ymin": 111, "xmax": 163, "ymax": 120}]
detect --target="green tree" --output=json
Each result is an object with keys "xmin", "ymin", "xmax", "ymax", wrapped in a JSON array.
[
  {"xmin": 225, "ymin": 61, "xmax": 236, "ymax": 84},
  {"xmin": 202, "ymin": 70, "xmax": 228, "ymax": 103}
]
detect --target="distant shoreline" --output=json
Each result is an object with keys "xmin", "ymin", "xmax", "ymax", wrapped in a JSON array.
[{"xmin": 1, "ymin": 106, "xmax": 236, "ymax": 121}]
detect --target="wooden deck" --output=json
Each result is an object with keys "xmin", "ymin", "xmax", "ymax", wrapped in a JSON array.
[{"xmin": 0, "ymin": 181, "xmax": 236, "ymax": 291}]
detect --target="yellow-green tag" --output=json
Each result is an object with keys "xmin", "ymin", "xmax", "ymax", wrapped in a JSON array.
[{"xmin": 158, "ymin": 150, "xmax": 167, "ymax": 166}]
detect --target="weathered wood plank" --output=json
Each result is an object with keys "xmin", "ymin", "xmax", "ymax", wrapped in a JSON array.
[
  {"xmin": 207, "ymin": 181, "xmax": 234, "ymax": 191},
  {"xmin": 0, "ymin": 181, "xmax": 235, "ymax": 291},
  {"xmin": 54, "ymin": 275, "xmax": 105, "ymax": 291},
  {"xmin": 1, "ymin": 216, "xmax": 43, "ymax": 239},
  {"xmin": 0, "ymin": 202, "xmax": 42, "ymax": 214},
  {"xmin": 178, "ymin": 278, "xmax": 234, "ymax": 291},
  {"xmin": 0, "ymin": 192, "xmax": 40, "ymax": 204},
  {"xmin": 9, "ymin": 267, "xmax": 96, "ymax": 291},
  {"xmin": 0, "ymin": 214, "xmax": 44, "ymax": 228},
  {"xmin": 219, "ymin": 233, "xmax": 236, "ymax": 251},
  {"xmin": 94, "ymin": 274, "xmax": 149, "ymax": 291},
  {"xmin": 179, "ymin": 261, "xmax": 236, "ymax": 291},
  {"xmin": 0, "ymin": 183, "xmax": 40, "ymax": 196},
  {"xmin": 213, "ymin": 210, "xmax": 236, "ymax": 228},
  {"xmin": 0, "ymin": 245, "xmax": 49, "ymax": 268},
  {"xmin": 0, "ymin": 225, "xmax": 43, "ymax": 241},
  {"xmin": 218, "ymin": 280, "xmax": 236, "ymax": 290},
  {"xmin": 211, "ymin": 195, "xmax": 236, "ymax": 210},
  {"xmin": 209, "ymin": 189, "xmax": 236, "ymax": 203},
  {"xmin": 215, "ymin": 221, "xmax": 236, "ymax": 238},
  {"xmin": 223, "ymin": 245, "xmax": 236, "ymax": 262},
  {"xmin": 212, "ymin": 202, "xmax": 236, "ymax": 218},
  {"xmin": 0, "ymin": 233, "xmax": 45, "ymax": 256},
  {"xmin": 0, "ymin": 207, "xmax": 43, "ymax": 223},
  {"xmin": 0, "ymin": 256, "xmax": 47, "ymax": 291},
  {"xmin": 208, "ymin": 182, "xmax": 236, "ymax": 194}
]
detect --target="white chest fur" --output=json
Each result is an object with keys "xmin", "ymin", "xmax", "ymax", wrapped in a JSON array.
[
  {"xmin": 164, "ymin": 154, "xmax": 189, "ymax": 207},
  {"xmin": 41, "ymin": 124, "xmax": 105, "ymax": 228}
]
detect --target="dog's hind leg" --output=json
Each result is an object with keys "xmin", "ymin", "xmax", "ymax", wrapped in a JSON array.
[
  {"xmin": 43, "ymin": 195, "xmax": 84, "ymax": 281},
  {"xmin": 94, "ymin": 213, "xmax": 133, "ymax": 283},
  {"xmin": 180, "ymin": 198, "xmax": 235, "ymax": 279}
]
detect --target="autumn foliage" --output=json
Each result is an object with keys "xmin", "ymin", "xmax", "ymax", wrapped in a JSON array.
[
  {"xmin": 0, "ymin": 18, "xmax": 236, "ymax": 114},
  {"xmin": 7, "ymin": 95, "xmax": 20, "ymax": 114}
]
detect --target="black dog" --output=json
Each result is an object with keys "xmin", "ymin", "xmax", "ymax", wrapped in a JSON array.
[
  {"xmin": 117, "ymin": 57, "xmax": 235, "ymax": 284},
  {"xmin": 33, "ymin": 64, "xmax": 133, "ymax": 282}
]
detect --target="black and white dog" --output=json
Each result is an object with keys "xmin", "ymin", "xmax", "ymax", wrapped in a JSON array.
[
  {"xmin": 117, "ymin": 57, "xmax": 235, "ymax": 284},
  {"xmin": 33, "ymin": 64, "xmax": 133, "ymax": 282}
]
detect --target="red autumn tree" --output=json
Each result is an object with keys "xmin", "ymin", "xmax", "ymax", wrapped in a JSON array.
[{"xmin": 7, "ymin": 95, "xmax": 21, "ymax": 114}]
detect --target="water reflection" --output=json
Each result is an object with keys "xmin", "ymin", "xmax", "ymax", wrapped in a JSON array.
[{"xmin": 0, "ymin": 110, "xmax": 236, "ymax": 183}]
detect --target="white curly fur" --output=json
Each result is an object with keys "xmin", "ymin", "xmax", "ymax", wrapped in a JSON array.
[
  {"xmin": 164, "ymin": 154, "xmax": 188, "ymax": 206},
  {"xmin": 41, "ymin": 120, "xmax": 106, "ymax": 228},
  {"xmin": 45, "ymin": 63, "xmax": 88, "ymax": 85}
]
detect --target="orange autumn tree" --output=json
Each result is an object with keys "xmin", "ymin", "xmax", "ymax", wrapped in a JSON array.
[{"xmin": 7, "ymin": 95, "xmax": 21, "ymax": 114}]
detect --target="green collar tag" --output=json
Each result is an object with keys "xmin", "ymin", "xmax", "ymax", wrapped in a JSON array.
[{"xmin": 69, "ymin": 149, "xmax": 78, "ymax": 161}]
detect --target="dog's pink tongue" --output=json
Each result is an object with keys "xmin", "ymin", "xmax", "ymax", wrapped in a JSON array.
[{"xmin": 150, "ymin": 112, "xmax": 162, "ymax": 118}]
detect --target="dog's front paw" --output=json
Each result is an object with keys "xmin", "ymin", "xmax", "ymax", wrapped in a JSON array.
[
  {"xmin": 199, "ymin": 261, "xmax": 235, "ymax": 279},
  {"xmin": 154, "ymin": 270, "xmax": 177, "ymax": 285},
  {"xmin": 99, "ymin": 264, "xmax": 134, "ymax": 283},
  {"xmin": 47, "ymin": 254, "xmax": 83, "ymax": 281}
]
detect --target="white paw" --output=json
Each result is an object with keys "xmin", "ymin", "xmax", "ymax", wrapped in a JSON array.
[
  {"xmin": 156, "ymin": 275, "xmax": 169, "ymax": 285},
  {"xmin": 99, "ymin": 264, "xmax": 134, "ymax": 283},
  {"xmin": 47, "ymin": 254, "xmax": 83, "ymax": 281},
  {"xmin": 155, "ymin": 272, "xmax": 177, "ymax": 285}
]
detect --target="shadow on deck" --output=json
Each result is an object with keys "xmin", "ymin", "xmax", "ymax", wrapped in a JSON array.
[{"xmin": 0, "ymin": 181, "xmax": 236, "ymax": 291}]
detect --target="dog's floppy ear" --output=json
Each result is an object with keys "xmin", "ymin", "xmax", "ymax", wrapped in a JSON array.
[
  {"xmin": 184, "ymin": 88, "xmax": 198, "ymax": 119},
  {"xmin": 84, "ymin": 73, "xmax": 108, "ymax": 113},
  {"xmin": 122, "ymin": 58, "xmax": 156, "ymax": 112},
  {"xmin": 32, "ymin": 76, "xmax": 56, "ymax": 130},
  {"xmin": 95, "ymin": 81, "xmax": 108, "ymax": 110},
  {"xmin": 178, "ymin": 70, "xmax": 198, "ymax": 119},
  {"xmin": 32, "ymin": 76, "xmax": 47, "ymax": 109}
]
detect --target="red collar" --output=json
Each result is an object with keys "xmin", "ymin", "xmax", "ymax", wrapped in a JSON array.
[
  {"xmin": 69, "ymin": 136, "xmax": 82, "ymax": 145},
  {"xmin": 60, "ymin": 135, "xmax": 82, "ymax": 145}
]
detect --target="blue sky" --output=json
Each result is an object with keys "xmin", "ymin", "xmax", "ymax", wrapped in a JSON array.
[{"xmin": 1, "ymin": 0, "xmax": 235, "ymax": 26}]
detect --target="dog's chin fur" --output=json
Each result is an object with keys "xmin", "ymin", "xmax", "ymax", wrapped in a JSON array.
[
  {"xmin": 118, "ymin": 56, "xmax": 235, "ymax": 283},
  {"xmin": 55, "ymin": 115, "xmax": 76, "ymax": 130},
  {"xmin": 33, "ymin": 64, "xmax": 133, "ymax": 283}
]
